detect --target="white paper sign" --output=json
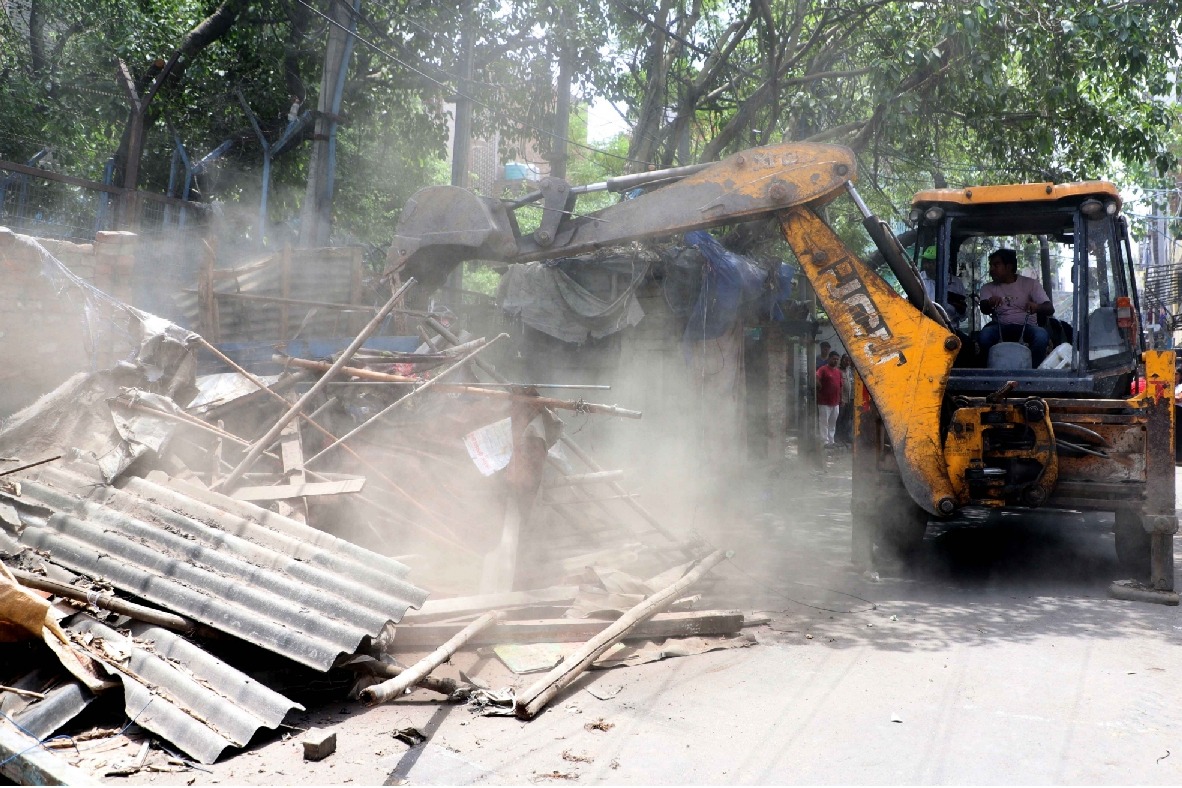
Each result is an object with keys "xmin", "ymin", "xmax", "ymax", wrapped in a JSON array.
[{"xmin": 463, "ymin": 417, "xmax": 514, "ymax": 476}]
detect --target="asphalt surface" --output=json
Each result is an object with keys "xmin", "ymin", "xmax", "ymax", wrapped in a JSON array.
[{"xmin": 122, "ymin": 457, "xmax": 1182, "ymax": 785}]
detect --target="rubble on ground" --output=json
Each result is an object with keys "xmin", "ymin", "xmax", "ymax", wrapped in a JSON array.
[{"xmin": 0, "ymin": 231, "xmax": 744, "ymax": 784}]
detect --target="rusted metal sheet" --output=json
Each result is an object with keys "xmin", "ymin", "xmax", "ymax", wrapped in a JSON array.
[{"xmin": 6, "ymin": 462, "xmax": 429, "ymax": 672}]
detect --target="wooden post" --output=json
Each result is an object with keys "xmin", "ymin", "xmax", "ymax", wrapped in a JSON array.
[
  {"xmin": 278, "ymin": 397, "xmax": 308, "ymax": 523},
  {"xmin": 280, "ymin": 245, "xmax": 292, "ymax": 340},
  {"xmin": 766, "ymin": 322, "xmax": 789, "ymax": 461},
  {"xmin": 423, "ymin": 316, "xmax": 684, "ymax": 550},
  {"xmin": 199, "ymin": 239, "xmax": 220, "ymax": 342}
]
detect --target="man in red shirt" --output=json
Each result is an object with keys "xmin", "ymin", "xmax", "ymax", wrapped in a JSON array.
[{"xmin": 816, "ymin": 350, "xmax": 843, "ymax": 447}]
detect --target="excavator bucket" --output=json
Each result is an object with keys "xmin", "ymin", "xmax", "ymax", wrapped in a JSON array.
[{"xmin": 386, "ymin": 185, "xmax": 518, "ymax": 297}]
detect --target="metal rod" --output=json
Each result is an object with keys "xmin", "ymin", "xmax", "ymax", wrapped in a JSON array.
[{"xmin": 0, "ymin": 456, "xmax": 61, "ymax": 478}]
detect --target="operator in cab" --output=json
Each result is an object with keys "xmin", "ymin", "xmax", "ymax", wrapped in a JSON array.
[{"xmin": 977, "ymin": 248, "xmax": 1054, "ymax": 367}]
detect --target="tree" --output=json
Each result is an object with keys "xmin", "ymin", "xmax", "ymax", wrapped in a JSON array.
[{"xmin": 601, "ymin": 0, "xmax": 1182, "ymax": 187}]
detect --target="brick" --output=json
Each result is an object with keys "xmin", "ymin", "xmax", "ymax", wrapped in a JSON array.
[{"xmin": 302, "ymin": 728, "xmax": 336, "ymax": 761}]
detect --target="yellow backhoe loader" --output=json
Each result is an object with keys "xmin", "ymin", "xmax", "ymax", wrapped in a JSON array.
[{"xmin": 387, "ymin": 143, "xmax": 1177, "ymax": 598}]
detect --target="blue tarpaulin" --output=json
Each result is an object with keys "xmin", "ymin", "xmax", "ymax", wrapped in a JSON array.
[{"xmin": 681, "ymin": 230, "xmax": 795, "ymax": 343}]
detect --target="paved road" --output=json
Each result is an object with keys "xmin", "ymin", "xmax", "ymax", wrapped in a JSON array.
[{"xmin": 129, "ymin": 458, "xmax": 1182, "ymax": 785}]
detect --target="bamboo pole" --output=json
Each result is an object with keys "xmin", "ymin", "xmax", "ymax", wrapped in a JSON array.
[
  {"xmin": 514, "ymin": 550, "xmax": 728, "ymax": 719},
  {"xmin": 280, "ymin": 356, "xmax": 642, "ymax": 418},
  {"xmin": 343, "ymin": 660, "xmax": 463, "ymax": 698},
  {"xmin": 11, "ymin": 568, "xmax": 197, "ymax": 634},
  {"xmin": 305, "ymin": 334, "xmax": 507, "ymax": 467},
  {"xmin": 215, "ymin": 278, "xmax": 415, "ymax": 491},
  {"xmin": 193, "ymin": 320, "xmax": 476, "ymax": 551},
  {"xmin": 360, "ymin": 611, "xmax": 503, "ymax": 705}
]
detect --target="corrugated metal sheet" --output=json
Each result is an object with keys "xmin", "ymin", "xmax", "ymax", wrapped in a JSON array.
[
  {"xmin": 1, "ymin": 671, "xmax": 94, "ymax": 741},
  {"xmin": 6, "ymin": 461, "xmax": 429, "ymax": 671},
  {"xmin": 173, "ymin": 247, "xmax": 368, "ymax": 342},
  {"xmin": 67, "ymin": 615, "xmax": 301, "ymax": 764}
]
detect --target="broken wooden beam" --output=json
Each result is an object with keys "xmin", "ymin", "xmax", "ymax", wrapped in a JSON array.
[
  {"xmin": 514, "ymin": 549, "xmax": 729, "ymax": 719},
  {"xmin": 361, "ymin": 611, "xmax": 503, "ymax": 705},
  {"xmin": 400, "ymin": 586, "xmax": 580, "ymax": 623},
  {"xmin": 230, "ymin": 478, "xmax": 365, "ymax": 502},
  {"xmin": 0, "ymin": 715, "xmax": 95, "ymax": 786},
  {"xmin": 343, "ymin": 658, "xmax": 463, "ymax": 698},
  {"xmin": 389, "ymin": 608, "xmax": 743, "ymax": 650}
]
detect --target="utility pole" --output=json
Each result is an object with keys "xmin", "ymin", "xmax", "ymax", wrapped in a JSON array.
[
  {"xmin": 451, "ymin": 13, "xmax": 474, "ymax": 190},
  {"xmin": 300, "ymin": 0, "xmax": 357, "ymax": 248},
  {"xmin": 443, "ymin": 9, "xmax": 475, "ymax": 305},
  {"xmin": 549, "ymin": 23, "xmax": 572, "ymax": 180}
]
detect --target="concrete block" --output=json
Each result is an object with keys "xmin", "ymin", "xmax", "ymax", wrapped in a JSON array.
[{"xmin": 302, "ymin": 727, "xmax": 336, "ymax": 761}]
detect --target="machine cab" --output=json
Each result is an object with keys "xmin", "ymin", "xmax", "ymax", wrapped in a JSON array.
[{"xmin": 909, "ymin": 182, "xmax": 1141, "ymax": 398}]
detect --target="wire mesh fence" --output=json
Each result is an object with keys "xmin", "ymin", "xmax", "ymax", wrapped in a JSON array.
[{"xmin": 0, "ymin": 162, "xmax": 118, "ymax": 241}]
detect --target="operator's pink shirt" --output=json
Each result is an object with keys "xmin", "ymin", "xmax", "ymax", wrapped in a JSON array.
[{"xmin": 979, "ymin": 275, "xmax": 1050, "ymax": 326}]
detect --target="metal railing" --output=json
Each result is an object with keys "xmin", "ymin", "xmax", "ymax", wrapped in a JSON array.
[{"xmin": 0, "ymin": 158, "xmax": 211, "ymax": 243}]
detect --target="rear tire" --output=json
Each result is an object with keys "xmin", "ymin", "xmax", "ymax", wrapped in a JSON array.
[
  {"xmin": 877, "ymin": 502, "xmax": 929, "ymax": 565},
  {"xmin": 1114, "ymin": 509, "xmax": 1152, "ymax": 579}
]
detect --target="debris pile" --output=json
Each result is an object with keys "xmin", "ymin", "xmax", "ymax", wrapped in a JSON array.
[{"xmin": 0, "ymin": 230, "xmax": 748, "ymax": 783}]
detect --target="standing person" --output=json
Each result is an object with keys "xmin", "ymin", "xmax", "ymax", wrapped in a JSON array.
[
  {"xmin": 815, "ymin": 341, "xmax": 832, "ymax": 369},
  {"xmin": 978, "ymin": 248, "xmax": 1054, "ymax": 366},
  {"xmin": 816, "ymin": 350, "xmax": 843, "ymax": 447},
  {"xmin": 836, "ymin": 353, "xmax": 854, "ymax": 446}
]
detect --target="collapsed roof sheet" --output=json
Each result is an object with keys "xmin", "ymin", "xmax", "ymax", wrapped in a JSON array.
[
  {"xmin": 6, "ymin": 462, "xmax": 429, "ymax": 671},
  {"xmin": 70, "ymin": 615, "xmax": 302, "ymax": 764}
]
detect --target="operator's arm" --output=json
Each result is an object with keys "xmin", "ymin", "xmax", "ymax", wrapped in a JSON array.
[
  {"xmin": 1027, "ymin": 300, "xmax": 1054, "ymax": 317},
  {"xmin": 979, "ymin": 286, "xmax": 1001, "ymax": 315},
  {"xmin": 1028, "ymin": 280, "xmax": 1054, "ymax": 317}
]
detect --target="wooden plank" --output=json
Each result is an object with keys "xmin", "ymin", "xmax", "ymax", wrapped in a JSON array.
[
  {"xmin": 515, "ymin": 550, "xmax": 730, "ymax": 719},
  {"xmin": 231, "ymin": 478, "xmax": 365, "ymax": 501},
  {"xmin": 278, "ymin": 405, "xmax": 307, "ymax": 522},
  {"xmin": 389, "ymin": 609, "xmax": 745, "ymax": 650},
  {"xmin": 0, "ymin": 716, "xmax": 96, "ymax": 785},
  {"xmin": 401, "ymin": 586, "xmax": 579, "ymax": 623}
]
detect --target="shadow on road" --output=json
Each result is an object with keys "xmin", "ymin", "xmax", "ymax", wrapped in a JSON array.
[{"xmin": 691, "ymin": 459, "xmax": 1182, "ymax": 655}]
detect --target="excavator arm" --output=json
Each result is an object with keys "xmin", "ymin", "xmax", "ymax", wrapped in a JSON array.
[{"xmin": 387, "ymin": 142, "xmax": 959, "ymax": 515}]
